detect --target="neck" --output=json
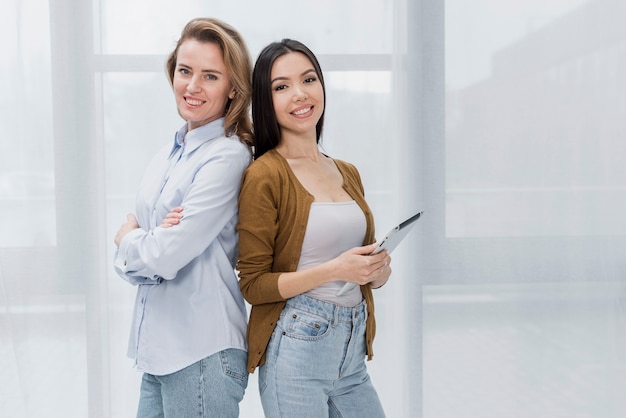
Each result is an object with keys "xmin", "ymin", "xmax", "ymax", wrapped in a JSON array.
[
  {"xmin": 277, "ymin": 131, "xmax": 320, "ymax": 160},
  {"xmin": 276, "ymin": 141, "xmax": 320, "ymax": 161}
]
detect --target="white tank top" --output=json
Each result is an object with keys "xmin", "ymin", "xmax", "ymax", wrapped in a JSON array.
[{"xmin": 298, "ymin": 201, "xmax": 365, "ymax": 306}]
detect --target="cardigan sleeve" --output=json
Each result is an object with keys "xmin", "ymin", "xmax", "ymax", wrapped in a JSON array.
[{"xmin": 236, "ymin": 161, "xmax": 286, "ymax": 305}]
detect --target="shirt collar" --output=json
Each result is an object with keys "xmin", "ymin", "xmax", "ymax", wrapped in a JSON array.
[{"xmin": 169, "ymin": 118, "xmax": 226, "ymax": 159}]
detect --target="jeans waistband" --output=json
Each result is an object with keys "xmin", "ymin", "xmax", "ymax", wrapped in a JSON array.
[{"xmin": 285, "ymin": 294, "xmax": 366, "ymax": 324}]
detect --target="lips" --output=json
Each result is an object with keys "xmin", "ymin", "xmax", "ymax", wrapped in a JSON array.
[
  {"xmin": 185, "ymin": 96, "xmax": 204, "ymax": 106},
  {"xmin": 292, "ymin": 106, "xmax": 312, "ymax": 116}
]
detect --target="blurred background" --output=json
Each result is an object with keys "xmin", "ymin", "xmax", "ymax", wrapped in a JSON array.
[{"xmin": 1, "ymin": 0, "xmax": 625, "ymax": 417}]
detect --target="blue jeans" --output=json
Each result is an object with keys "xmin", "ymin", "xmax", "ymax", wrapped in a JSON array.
[
  {"xmin": 259, "ymin": 295, "xmax": 385, "ymax": 418},
  {"xmin": 136, "ymin": 348, "xmax": 248, "ymax": 418}
]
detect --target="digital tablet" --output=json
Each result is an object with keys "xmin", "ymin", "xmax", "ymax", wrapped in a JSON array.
[{"xmin": 336, "ymin": 211, "xmax": 423, "ymax": 296}]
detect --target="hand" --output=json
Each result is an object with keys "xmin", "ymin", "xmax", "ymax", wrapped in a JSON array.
[
  {"xmin": 370, "ymin": 257, "xmax": 392, "ymax": 289},
  {"xmin": 114, "ymin": 213, "xmax": 139, "ymax": 247},
  {"xmin": 331, "ymin": 243, "xmax": 392, "ymax": 287},
  {"xmin": 160, "ymin": 206, "xmax": 183, "ymax": 228}
]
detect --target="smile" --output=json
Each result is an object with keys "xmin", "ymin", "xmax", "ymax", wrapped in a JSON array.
[
  {"xmin": 292, "ymin": 106, "xmax": 312, "ymax": 116},
  {"xmin": 185, "ymin": 97, "xmax": 204, "ymax": 106}
]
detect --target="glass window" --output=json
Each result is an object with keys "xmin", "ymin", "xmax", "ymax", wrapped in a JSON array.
[
  {"xmin": 425, "ymin": 1, "xmax": 626, "ymax": 416},
  {"xmin": 99, "ymin": 0, "xmax": 394, "ymax": 55},
  {"xmin": 445, "ymin": 0, "xmax": 626, "ymax": 238}
]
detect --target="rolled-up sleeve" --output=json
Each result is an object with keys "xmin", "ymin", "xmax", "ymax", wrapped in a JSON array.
[{"xmin": 113, "ymin": 228, "xmax": 161, "ymax": 284}]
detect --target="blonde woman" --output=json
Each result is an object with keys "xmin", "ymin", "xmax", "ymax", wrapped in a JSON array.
[{"xmin": 113, "ymin": 18, "xmax": 253, "ymax": 417}]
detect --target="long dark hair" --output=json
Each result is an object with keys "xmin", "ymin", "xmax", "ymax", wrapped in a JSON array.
[{"xmin": 252, "ymin": 39, "xmax": 326, "ymax": 159}]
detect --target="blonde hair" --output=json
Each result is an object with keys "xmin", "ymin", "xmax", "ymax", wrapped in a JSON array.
[{"xmin": 166, "ymin": 17, "xmax": 253, "ymax": 145}]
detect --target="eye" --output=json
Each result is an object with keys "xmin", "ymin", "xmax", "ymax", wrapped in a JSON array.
[
  {"xmin": 205, "ymin": 73, "xmax": 218, "ymax": 81},
  {"xmin": 273, "ymin": 84, "xmax": 287, "ymax": 92},
  {"xmin": 178, "ymin": 68, "xmax": 190, "ymax": 76},
  {"xmin": 304, "ymin": 76, "xmax": 317, "ymax": 84}
]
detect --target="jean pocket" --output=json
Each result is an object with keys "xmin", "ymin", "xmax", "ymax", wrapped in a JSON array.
[
  {"xmin": 280, "ymin": 308, "xmax": 331, "ymax": 340},
  {"xmin": 219, "ymin": 348, "xmax": 249, "ymax": 386}
]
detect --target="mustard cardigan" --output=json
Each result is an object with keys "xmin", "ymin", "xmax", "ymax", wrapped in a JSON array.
[{"xmin": 236, "ymin": 149, "xmax": 378, "ymax": 373}]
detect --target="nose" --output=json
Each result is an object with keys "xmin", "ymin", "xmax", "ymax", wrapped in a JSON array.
[
  {"xmin": 294, "ymin": 86, "xmax": 308, "ymax": 102},
  {"xmin": 187, "ymin": 75, "xmax": 201, "ymax": 93}
]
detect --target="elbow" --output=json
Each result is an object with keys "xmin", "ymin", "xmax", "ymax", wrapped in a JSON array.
[
  {"xmin": 148, "ymin": 254, "xmax": 181, "ymax": 281},
  {"xmin": 239, "ymin": 273, "xmax": 284, "ymax": 305},
  {"xmin": 239, "ymin": 275, "xmax": 271, "ymax": 306},
  {"xmin": 153, "ymin": 264, "xmax": 179, "ymax": 281},
  {"xmin": 239, "ymin": 280, "xmax": 259, "ymax": 305}
]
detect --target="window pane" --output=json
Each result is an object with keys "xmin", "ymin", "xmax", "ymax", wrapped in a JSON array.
[
  {"xmin": 99, "ymin": 0, "xmax": 394, "ymax": 55},
  {"xmin": 432, "ymin": 1, "xmax": 626, "ymax": 417},
  {"xmin": 0, "ymin": 0, "xmax": 56, "ymax": 247},
  {"xmin": 445, "ymin": 0, "xmax": 626, "ymax": 237},
  {"xmin": 323, "ymin": 71, "xmax": 394, "ymax": 192}
]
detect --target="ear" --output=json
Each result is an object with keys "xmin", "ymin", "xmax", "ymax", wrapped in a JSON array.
[{"xmin": 229, "ymin": 90, "xmax": 236, "ymax": 99}]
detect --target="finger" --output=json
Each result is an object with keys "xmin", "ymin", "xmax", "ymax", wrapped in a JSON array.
[
  {"xmin": 351, "ymin": 243, "xmax": 379, "ymax": 256},
  {"xmin": 369, "ymin": 253, "xmax": 388, "ymax": 268},
  {"xmin": 167, "ymin": 213, "xmax": 180, "ymax": 221},
  {"xmin": 379, "ymin": 264, "xmax": 391, "ymax": 277},
  {"xmin": 370, "ymin": 250, "xmax": 388, "ymax": 262}
]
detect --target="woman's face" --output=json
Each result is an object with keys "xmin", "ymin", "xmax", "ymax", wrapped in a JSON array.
[
  {"xmin": 173, "ymin": 39, "xmax": 235, "ymax": 131},
  {"xmin": 269, "ymin": 52, "xmax": 324, "ymax": 138}
]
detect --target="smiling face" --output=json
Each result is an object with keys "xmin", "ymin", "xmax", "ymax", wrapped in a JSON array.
[
  {"xmin": 270, "ymin": 52, "xmax": 325, "ymax": 140},
  {"xmin": 172, "ymin": 39, "xmax": 235, "ymax": 131}
]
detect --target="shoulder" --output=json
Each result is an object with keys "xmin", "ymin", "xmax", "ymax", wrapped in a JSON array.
[
  {"xmin": 244, "ymin": 151, "xmax": 284, "ymax": 177},
  {"xmin": 205, "ymin": 135, "xmax": 252, "ymax": 168},
  {"xmin": 331, "ymin": 157, "xmax": 365, "ymax": 193},
  {"xmin": 215, "ymin": 134, "xmax": 252, "ymax": 156},
  {"xmin": 332, "ymin": 158, "xmax": 361, "ymax": 179}
]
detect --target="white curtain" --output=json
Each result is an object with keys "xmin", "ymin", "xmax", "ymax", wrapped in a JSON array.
[{"xmin": 1, "ymin": 0, "xmax": 624, "ymax": 417}]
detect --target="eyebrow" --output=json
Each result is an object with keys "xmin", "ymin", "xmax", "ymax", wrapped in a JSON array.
[
  {"xmin": 177, "ymin": 63, "xmax": 223, "ymax": 75},
  {"xmin": 271, "ymin": 68, "xmax": 316, "ymax": 85}
]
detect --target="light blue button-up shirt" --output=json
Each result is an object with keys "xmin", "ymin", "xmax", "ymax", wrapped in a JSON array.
[{"xmin": 114, "ymin": 118, "xmax": 251, "ymax": 376}]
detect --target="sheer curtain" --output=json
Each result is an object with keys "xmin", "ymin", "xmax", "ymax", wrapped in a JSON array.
[{"xmin": 1, "ymin": 0, "xmax": 624, "ymax": 417}]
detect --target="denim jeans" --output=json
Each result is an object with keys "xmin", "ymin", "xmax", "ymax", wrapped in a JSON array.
[
  {"xmin": 136, "ymin": 348, "xmax": 248, "ymax": 418},
  {"xmin": 259, "ymin": 294, "xmax": 385, "ymax": 418}
]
